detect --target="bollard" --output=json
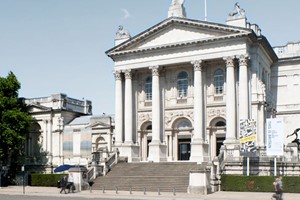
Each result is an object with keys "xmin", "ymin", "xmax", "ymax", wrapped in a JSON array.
[
  {"xmin": 129, "ymin": 187, "xmax": 132, "ymax": 194},
  {"xmin": 158, "ymin": 187, "xmax": 160, "ymax": 195},
  {"xmin": 102, "ymin": 186, "xmax": 105, "ymax": 193},
  {"xmin": 115, "ymin": 186, "xmax": 118, "ymax": 194},
  {"xmin": 173, "ymin": 187, "xmax": 176, "ymax": 196},
  {"xmin": 143, "ymin": 187, "xmax": 146, "ymax": 195}
]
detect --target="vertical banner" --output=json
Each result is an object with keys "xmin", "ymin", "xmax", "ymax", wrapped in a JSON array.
[
  {"xmin": 239, "ymin": 119, "xmax": 257, "ymax": 153},
  {"xmin": 266, "ymin": 118, "xmax": 284, "ymax": 156}
]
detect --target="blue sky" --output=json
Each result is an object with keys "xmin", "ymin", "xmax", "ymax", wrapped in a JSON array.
[{"xmin": 0, "ymin": 0, "xmax": 299, "ymax": 115}]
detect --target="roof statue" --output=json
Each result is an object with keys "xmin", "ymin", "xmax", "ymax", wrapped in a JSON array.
[
  {"xmin": 287, "ymin": 128, "xmax": 300, "ymax": 150},
  {"xmin": 168, "ymin": 0, "xmax": 186, "ymax": 18},
  {"xmin": 115, "ymin": 25, "xmax": 131, "ymax": 40},
  {"xmin": 228, "ymin": 2, "xmax": 246, "ymax": 20},
  {"xmin": 172, "ymin": 0, "xmax": 185, "ymax": 6}
]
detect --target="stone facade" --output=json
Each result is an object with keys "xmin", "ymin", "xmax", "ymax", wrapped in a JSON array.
[{"xmin": 106, "ymin": 1, "xmax": 300, "ymax": 176}]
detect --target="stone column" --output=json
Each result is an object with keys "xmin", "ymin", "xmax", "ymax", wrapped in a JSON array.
[
  {"xmin": 224, "ymin": 56, "xmax": 237, "ymax": 143},
  {"xmin": 238, "ymin": 54, "xmax": 249, "ymax": 120},
  {"xmin": 190, "ymin": 60, "xmax": 208, "ymax": 162},
  {"xmin": 148, "ymin": 66, "xmax": 167, "ymax": 162},
  {"xmin": 151, "ymin": 66, "xmax": 160, "ymax": 143},
  {"xmin": 124, "ymin": 69, "xmax": 133, "ymax": 144},
  {"xmin": 191, "ymin": 60, "xmax": 204, "ymax": 142},
  {"xmin": 114, "ymin": 70, "xmax": 123, "ymax": 145}
]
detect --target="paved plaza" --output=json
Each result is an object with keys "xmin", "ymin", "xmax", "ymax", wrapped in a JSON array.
[{"xmin": 0, "ymin": 186, "xmax": 299, "ymax": 200}]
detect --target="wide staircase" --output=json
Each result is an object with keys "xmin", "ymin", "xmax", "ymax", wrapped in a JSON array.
[{"xmin": 93, "ymin": 162, "xmax": 198, "ymax": 193}]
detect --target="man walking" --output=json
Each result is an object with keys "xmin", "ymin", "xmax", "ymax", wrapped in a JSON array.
[{"xmin": 59, "ymin": 175, "xmax": 68, "ymax": 194}]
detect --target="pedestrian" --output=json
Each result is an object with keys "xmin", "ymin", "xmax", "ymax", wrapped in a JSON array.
[
  {"xmin": 59, "ymin": 175, "xmax": 68, "ymax": 194},
  {"xmin": 271, "ymin": 177, "xmax": 283, "ymax": 200},
  {"xmin": 67, "ymin": 173, "xmax": 75, "ymax": 193},
  {"xmin": 277, "ymin": 176, "xmax": 283, "ymax": 200}
]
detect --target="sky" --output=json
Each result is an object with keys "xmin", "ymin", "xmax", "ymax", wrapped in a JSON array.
[{"xmin": 0, "ymin": 0, "xmax": 299, "ymax": 116}]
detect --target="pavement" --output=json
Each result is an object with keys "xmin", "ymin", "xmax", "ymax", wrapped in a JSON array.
[{"xmin": 0, "ymin": 186, "xmax": 299, "ymax": 200}]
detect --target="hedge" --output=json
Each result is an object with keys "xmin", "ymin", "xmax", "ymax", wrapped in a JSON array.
[
  {"xmin": 31, "ymin": 174, "xmax": 66, "ymax": 187},
  {"xmin": 221, "ymin": 175, "xmax": 300, "ymax": 193}
]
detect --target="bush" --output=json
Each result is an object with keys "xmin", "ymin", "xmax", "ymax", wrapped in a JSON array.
[
  {"xmin": 221, "ymin": 175, "xmax": 300, "ymax": 193},
  {"xmin": 31, "ymin": 174, "xmax": 66, "ymax": 187}
]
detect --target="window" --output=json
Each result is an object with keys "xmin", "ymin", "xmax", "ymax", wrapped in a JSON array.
[
  {"xmin": 214, "ymin": 69, "xmax": 224, "ymax": 94},
  {"xmin": 145, "ymin": 76, "xmax": 152, "ymax": 101},
  {"xmin": 177, "ymin": 120, "xmax": 192, "ymax": 129},
  {"xmin": 81, "ymin": 140, "xmax": 92, "ymax": 151},
  {"xmin": 177, "ymin": 71, "xmax": 188, "ymax": 97}
]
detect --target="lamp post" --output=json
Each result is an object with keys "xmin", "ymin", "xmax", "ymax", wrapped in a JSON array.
[{"xmin": 21, "ymin": 165, "xmax": 25, "ymax": 194}]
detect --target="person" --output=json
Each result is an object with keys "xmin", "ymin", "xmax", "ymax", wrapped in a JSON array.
[
  {"xmin": 272, "ymin": 177, "xmax": 283, "ymax": 200},
  {"xmin": 59, "ymin": 175, "xmax": 68, "ymax": 194},
  {"xmin": 277, "ymin": 176, "xmax": 283, "ymax": 200},
  {"xmin": 67, "ymin": 174, "xmax": 75, "ymax": 193}
]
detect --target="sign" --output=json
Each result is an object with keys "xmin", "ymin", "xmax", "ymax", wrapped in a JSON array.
[
  {"xmin": 266, "ymin": 118, "xmax": 284, "ymax": 156},
  {"xmin": 239, "ymin": 119, "xmax": 257, "ymax": 153}
]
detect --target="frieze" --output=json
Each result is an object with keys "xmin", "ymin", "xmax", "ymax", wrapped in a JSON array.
[
  {"xmin": 165, "ymin": 110, "xmax": 193, "ymax": 128},
  {"xmin": 138, "ymin": 112, "xmax": 152, "ymax": 128},
  {"xmin": 207, "ymin": 108, "xmax": 226, "ymax": 118}
]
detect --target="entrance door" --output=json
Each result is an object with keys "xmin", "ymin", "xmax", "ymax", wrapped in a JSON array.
[
  {"xmin": 216, "ymin": 137, "xmax": 225, "ymax": 156},
  {"xmin": 178, "ymin": 139, "xmax": 191, "ymax": 160}
]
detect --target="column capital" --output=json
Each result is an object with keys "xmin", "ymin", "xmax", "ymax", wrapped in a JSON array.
[
  {"xmin": 124, "ymin": 69, "xmax": 132, "ymax": 79},
  {"xmin": 223, "ymin": 56, "xmax": 235, "ymax": 68},
  {"xmin": 149, "ymin": 65, "xmax": 160, "ymax": 76},
  {"xmin": 191, "ymin": 60, "xmax": 204, "ymax": 71},
  {"xmin": 113, "ymin": 70, "xmax": 122, "ymax": 80},
  {"xmin": 237, "ymin": 54, "xmax": 249, "ymax": 66}
]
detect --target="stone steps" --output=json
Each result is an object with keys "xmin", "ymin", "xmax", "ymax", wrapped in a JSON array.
[{"xmin": 93, "ymin": 162, "xmax": 197, "ymax": 193}]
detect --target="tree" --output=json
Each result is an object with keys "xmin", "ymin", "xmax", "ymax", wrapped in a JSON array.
[{"xmin": 0, "ymin": 72, "xmax": 32, "ymax": 170}]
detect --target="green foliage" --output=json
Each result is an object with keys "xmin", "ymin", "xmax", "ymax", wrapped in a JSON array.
[
  {"xmin": 221, "ymin": 175, "xmax": 300, "ymax": 193},
  {"xmin": 0, "ymin": 72, "xmax": 32, "ymax": 166},
  {"xmin": 31, "ymin": 174, "xmax": 66, "ymax": 187}
]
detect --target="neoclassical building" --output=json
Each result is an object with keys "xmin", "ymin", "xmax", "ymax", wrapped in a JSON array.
[
  {"xmin": 106, "ymin": 1, "xmax": 300, "ymax": 166},
  {"xmin": 25, "ymin": 93, "xmax": 114, "ymax": 172}
]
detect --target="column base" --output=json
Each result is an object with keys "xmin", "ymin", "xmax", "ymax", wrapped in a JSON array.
[
  {"xmin": 223, "ymin": 140, "xmax": 240, "ymax": 159},
  {"xmin": 190, "ymin": 140, "xmax": 209, "ymax": 163},
  {"xmin": 148, "ymin": 140, "xmax": 167, "ymax": 162},
  {"xmin": 118, "ymin": 143, "xmax": 140, "ymax": 162}
]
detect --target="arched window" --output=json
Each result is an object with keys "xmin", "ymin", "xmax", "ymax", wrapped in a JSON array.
[
  {"xmin": 176, "ymin": 119, "xmax": 192, "ymax": 129},
  {"xmin": 145, "ymin": 76, "xmax": 152, "ymax": 100},
  {"xmin": 177, "ymin": 71, "xmax": 188, "ymax": 97},
  {"xmin": 214, "ymin": 69, "xmax": 224, "ymax": 94},
  {"xmin": 215, "ymin": 121, "xmax": 226, "ymax": 127}
]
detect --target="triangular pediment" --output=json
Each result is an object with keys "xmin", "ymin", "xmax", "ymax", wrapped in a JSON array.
[
  {"xmin": 138, "ymin": 25, "xmax": 233, "ymax": 49},
  {"xmin": 106, "ymin": 17, "xmax": 252, "ymax": 56},
  {"xmin": 87, "ymin": 121, "xmax": 110, "ymax": 129}
]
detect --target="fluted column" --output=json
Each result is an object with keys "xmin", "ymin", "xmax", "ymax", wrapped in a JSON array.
[
  {"xmin": 224, "ymin": 56, "xmax": 237, "ymax": 142},
  {"xmin": 114, "ymin": 70, "xmax": 123, "ymax": 145},
  {"xmin": 150, "ymin": 65, "xmax": 160, "ymax": 142},
  {"xmin": 238, "ymin": 54, "xmax": 249, "ymax": 120},
  {"xmin": 124, "ymin": 69, "xmax": 133, "ymax": 144},
  {"xmin": 191, "ymin": 60, "xmax": 204, "ymax": 142}
]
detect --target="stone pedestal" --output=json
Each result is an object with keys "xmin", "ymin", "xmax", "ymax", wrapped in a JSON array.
[
  {"xmin": 188, "ymin": 164, "xmax": 211, "ymax": 194},
  {"xmin": 190, "ymin": 140, "xmax": 209, "ymax": 163},
  {"xmin": 148, "ymin": 141, "xmax": 167, "ymax": 162},
  {"xmin": 119, "ymin": 144, "xmax": 140, "ymax": 162},
  {"xmin": 223, "ymin": 141, "xmax": 240, "ymax": 160}
]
